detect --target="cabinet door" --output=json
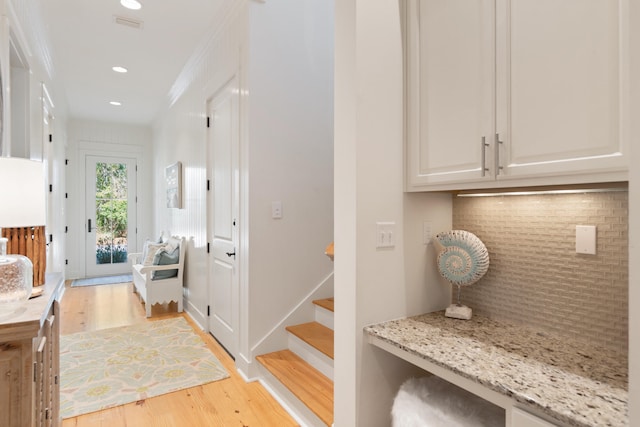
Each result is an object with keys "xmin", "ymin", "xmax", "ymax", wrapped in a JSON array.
[
  {"xmin": 34, "ymin": 335, "xmax": 48, "ymax": 427},
  {"xmin": 496, "ymin": 0, "xmax": 628, "ymax": 180},
  {"xmin": 35, "ymin": 308, "xmax": 58, "ymax": 427},
  {"xmin": 406, "ymin": 0, "xmax": 496, "ymax": 188},
  {"xmin": 50, "ymin": 302, "xmax": 60, "ymax": 427},
  {"xmin": 0, "ymin": 344, "xmax": 23, "ymax": 427}
]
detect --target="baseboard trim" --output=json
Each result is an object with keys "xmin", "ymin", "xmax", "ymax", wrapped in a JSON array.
[{"xmin": 184, "ymin": 299, "xmax": 207, "ymax": 331}]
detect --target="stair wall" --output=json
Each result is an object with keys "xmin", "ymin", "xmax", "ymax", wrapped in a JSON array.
[{"xmin": 245, "ymin": 273, "xmax": 334, "ymax": 380}]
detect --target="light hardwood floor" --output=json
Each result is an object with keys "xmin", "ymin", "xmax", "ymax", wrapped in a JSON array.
[{"xmin": 60, "ymin": 281, "xmax": 299, "ymax": 427}]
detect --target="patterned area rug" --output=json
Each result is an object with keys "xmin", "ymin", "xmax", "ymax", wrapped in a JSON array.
[
  {"xmin": 60, "ymin": 317, "xmax": 229, "ymax": 418},
  {"xmin": 71, "ymin": 274, "xmax": 133, "ymax": 287}
]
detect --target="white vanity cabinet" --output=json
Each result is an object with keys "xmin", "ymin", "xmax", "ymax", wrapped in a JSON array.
[{"xmin": 405, "ymin": 0, "xmax": 629, "ymax": 191}]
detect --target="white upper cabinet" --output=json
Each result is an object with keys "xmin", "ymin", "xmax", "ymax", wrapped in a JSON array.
[
  {"xmin": 406, "ymin": 0, "xmax": 496, "ymax": 186},
  {"xmin": 406, "ymin": 0, "xmax": 629, "ymax": 191}
]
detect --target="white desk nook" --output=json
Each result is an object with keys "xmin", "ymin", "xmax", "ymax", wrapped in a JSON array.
[{"xmin": 365, "ymin": 311, "xmax": 627, "ymax": 427}]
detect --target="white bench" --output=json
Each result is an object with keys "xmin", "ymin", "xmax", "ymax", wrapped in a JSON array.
[{"xmin": 128, "ymin": 236, "xmax": 186, "ymax": 317}]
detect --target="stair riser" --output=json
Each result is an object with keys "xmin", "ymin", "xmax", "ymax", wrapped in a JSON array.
[
  {"xmin": 258, "ymin": 364, "xmax": 331, "ymax": 427},
  {"xmin": 314, "ymin": 305, "xmax": 334, "ymax": 330},
  {"xmin": 288, "ymin": 334, "xmax": 334, "ymax": 380}
]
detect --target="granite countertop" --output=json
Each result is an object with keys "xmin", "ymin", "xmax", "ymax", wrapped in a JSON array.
[{"xmin": 364, "ymin": 312, "xmax": 628, "ymax": 427}]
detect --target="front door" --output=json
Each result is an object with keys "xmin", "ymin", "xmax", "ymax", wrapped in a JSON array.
[
  {"xmin": 207, "ymin": 76, "xmax": 240, "ymax": 357},
  {"xmin": 85, "ymin": 156, "xmax": 137, "ymax": 277}
]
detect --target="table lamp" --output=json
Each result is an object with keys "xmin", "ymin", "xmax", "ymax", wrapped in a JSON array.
[{"xmin": 0, "ymin": 157, "xmax": 46, "ymax": 319}]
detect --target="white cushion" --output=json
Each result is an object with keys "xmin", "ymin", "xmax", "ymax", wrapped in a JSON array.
[
  {"xmin": 392, "ymin": 377, "xmax": 504, "ymax": 427},
  {"xmin": 142, "ymin": 242, "xmax": 166, "ymax": 266},
  {"xmin": 164, "ymin": 236, "xmax": 181, "ymax": 254}
]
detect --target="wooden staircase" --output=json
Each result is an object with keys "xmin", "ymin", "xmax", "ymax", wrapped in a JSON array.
[{"xmin": 257, "ymin": 297, "xmax": 334, "ymax": 427}]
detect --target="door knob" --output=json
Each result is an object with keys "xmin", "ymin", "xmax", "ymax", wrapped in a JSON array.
[{"xmin": 226, "ymin": 251, "xmax": 236, "ymax": 258}]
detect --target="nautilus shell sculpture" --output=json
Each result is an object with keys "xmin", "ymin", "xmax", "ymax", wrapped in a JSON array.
[{"xmin": 434, "ymin": 230, "xmax": 489, "ymax": 319}]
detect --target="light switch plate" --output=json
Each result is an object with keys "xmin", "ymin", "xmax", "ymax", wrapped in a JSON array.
[
  {"xmin": 576, "ymin": 225, "xmax": 596, "ymax": 255},
  {"xmin": 272, "ymin": 201, "xmax": 282, "ymax": 219},
  {"xmin": 376, "ymin": 222, "xmax": 396, "ymax": 248}
]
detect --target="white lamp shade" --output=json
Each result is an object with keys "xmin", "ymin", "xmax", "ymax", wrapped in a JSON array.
[{"xmin": 0, "ymin": 158, "xmax": 46, "ymax": 227}]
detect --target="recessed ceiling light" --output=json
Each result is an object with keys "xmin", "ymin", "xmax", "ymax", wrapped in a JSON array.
[
  {"xmin": 112, "ymin": 66, "xmax": 128, "ymax": 73},
  {"xmin": 110, "ymin": 101, "xmax": 122, "ymax": 106},
  {"xmin": 120, "ymin": 0, "xmax": 141, "ymax": 10}
]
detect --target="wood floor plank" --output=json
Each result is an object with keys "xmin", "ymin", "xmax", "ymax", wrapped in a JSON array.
[
  {"xmin": 257, "ymin": 349, "xmax": 333, "ymax": 426},
  {"xmin": 285, "ymin": 321, "xmax": 334, "ymax": 359},
  {"xmin": 312, "ymin": 297, "xmax": 334, "ymax": 313},
  {"xmin": 60, "ymin": 281, "xmax": 299, "ymax": 427}
]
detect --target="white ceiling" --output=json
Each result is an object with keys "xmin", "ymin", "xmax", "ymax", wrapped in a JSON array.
[{"xmin": 38, "ymin": 0, "xmax": 226, "ymax": 125}]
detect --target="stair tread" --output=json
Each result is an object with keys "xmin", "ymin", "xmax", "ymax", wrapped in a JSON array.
[
  {"xmin": 257, "ymin": 349, "xmax": 334, "ymax": 426},
  {"xmin": 286, "ymin": 322, "xmax": 334, "ymax": 359},
  {"xmin": 312, "ymin": 297, "xmax": 334, "ymax": 313}
]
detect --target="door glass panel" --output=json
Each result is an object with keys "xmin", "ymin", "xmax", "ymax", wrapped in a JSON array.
[{"xmin": 94, "ymin": 162, "xmax": 128, "ymax": 265}]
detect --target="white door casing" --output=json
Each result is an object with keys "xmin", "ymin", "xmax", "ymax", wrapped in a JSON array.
[{"xmin": 207, "ymin": 75, "xmax": 240, "ymax": 358}]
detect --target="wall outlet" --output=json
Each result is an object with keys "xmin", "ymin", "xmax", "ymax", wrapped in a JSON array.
[
  {"xmin": 272, "ymin": 201, "xmax": 282, "ymax": 219},
  {"xmin": 576, "ymin": 225, "xmax": 596, "ymax": 255}
]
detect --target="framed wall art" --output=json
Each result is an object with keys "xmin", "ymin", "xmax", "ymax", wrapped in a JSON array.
[{"xmin": 165, "ymin": 161, "xmax": 182, "ymax": 208}]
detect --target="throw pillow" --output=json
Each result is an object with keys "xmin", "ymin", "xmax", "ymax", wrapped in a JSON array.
[
  {"xmin": 164, "ymin": 236, "xmax": 181, "ymax": 254},
  {"xmin": 151, "ymin": 246, "xmax": 180, "ymax": 280},
  {"xmin": 143, "ymin": 242, "xmax": 166, "ymax": 266}
]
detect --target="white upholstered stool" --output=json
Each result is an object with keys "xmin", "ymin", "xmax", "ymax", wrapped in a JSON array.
[{"xmin": 391, "ymin": 376, "xmax": 504, "ymax": 427}]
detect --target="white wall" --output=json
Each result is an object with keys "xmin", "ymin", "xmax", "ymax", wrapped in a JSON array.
[
  {"xmin": 246, "ymin": 0, "xmax": 334, "ymax": 365},
  {"xmin": 65, "ymin": 120, "xmax": 153, "ymax": 279},
  {"xmin": 334, "ymin": 1, "xmax": 452, "ymax": 425},
  {"xmin": 3, "ymin": 0, "xmax": 69, "ymax": 275},
  {"xmin": 152, "ymin": 0, "xmax": 247, "ymax": 334},
  {"xmin": 152, "ymin": 0, "xmax": 334, "ymax": 377}
]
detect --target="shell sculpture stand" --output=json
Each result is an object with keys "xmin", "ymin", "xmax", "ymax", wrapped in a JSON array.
[{"xmin": 434, "ymin": 230, "xmax": 489, "ymax": 320}]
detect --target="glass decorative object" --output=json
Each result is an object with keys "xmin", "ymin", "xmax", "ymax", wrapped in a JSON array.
[{"xmin": 0, "ymin": 237, "xmax": 33, "ymax": 319}]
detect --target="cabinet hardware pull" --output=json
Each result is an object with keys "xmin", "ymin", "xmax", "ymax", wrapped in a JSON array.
[
  {"xmin": 481, "ymin": 136, "xmax": 490, "ymax": 177},
  {"xmin": 495, "ymin": 133, "xmax": 504, "ymax": 174}
]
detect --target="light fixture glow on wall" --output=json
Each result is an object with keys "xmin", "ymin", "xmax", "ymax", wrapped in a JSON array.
[
  {"xmin": 456, "ymin": 187, "xmax": 627, "ymax": 197},
  {"xmin": 0, "ymin": 158, "xmax": 46, "ymax": 319},
  {"xmin": 120, "ymin": 0, "xmax": 142, "ymax": 10},
  {"xmin": 109, "ymin": 101, "xmax": 122, "ymax": 106},
  {"xmin": 112, "ymin": 66, "xmax": 128, "ymax": 73}
]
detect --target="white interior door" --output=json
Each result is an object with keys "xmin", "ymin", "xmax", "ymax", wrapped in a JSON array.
[
  {"xmin": 207, "ymin": 76, "xmax": 240, "ymax": 357},
  {"xmin": 85, "ymin": 155, "xmax": 137, "ymax": 277}
]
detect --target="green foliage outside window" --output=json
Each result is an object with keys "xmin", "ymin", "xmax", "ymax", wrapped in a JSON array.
[{"xmin": 95, "ymin": 162, "xmax": 129, "ymax": 264}]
